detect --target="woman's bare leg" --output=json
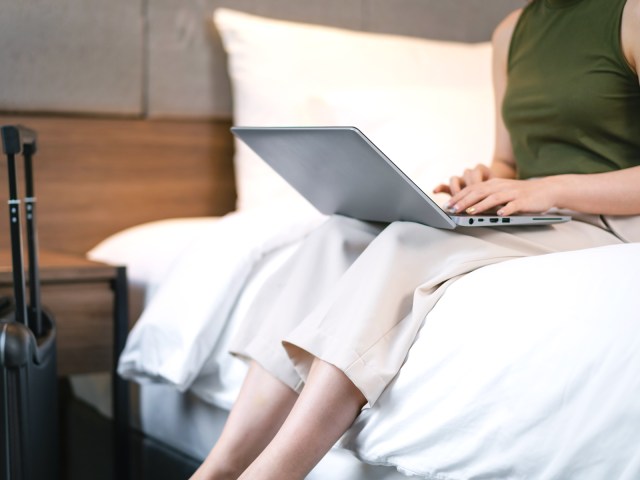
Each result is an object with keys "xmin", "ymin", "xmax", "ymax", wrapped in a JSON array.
[
  {"xmin": 190, "ymin": 361, "xmax": 299, "ymax": 480},
  {"xmin": 239, "ymin": 358, "xmax": 367, "ymax": 480}
]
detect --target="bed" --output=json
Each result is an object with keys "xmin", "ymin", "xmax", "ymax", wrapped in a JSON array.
[{"xmin": 4, "ymin": 2, "xmax": 639, "ymax": 479}]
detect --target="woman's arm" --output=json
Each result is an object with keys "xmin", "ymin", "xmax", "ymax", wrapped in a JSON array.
[{"xmin": 547, "ymin": 168, "xmax": 640, "ymax": 215}]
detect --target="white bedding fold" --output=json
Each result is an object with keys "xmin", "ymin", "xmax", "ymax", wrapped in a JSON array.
[{"xmin": 117, "ymin": 208, "xmax": 324, "ymax": 391}]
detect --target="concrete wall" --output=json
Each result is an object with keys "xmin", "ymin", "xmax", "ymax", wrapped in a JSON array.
[{"xmin": 0, "ymin": 0, "xmax": 522, "ymax": 119}]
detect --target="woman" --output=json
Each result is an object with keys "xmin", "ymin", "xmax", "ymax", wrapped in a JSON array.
[{"xmin": 193, "ymin": 0, "xmax": 640, "ymax": 478}]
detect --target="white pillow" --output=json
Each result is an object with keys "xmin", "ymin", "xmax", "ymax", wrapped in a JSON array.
[
  {"xmin": 213, "ymin": 8, "xmax": 493, "ymax": 211},
  {"xmin": 87, "ymin": 217, "xmax": 221, "ymax": 285}
]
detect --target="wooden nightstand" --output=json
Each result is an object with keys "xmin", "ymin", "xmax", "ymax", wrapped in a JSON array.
[{"xmin": 0, "ymin": 249, "xmax": 131, "ymax": 480}]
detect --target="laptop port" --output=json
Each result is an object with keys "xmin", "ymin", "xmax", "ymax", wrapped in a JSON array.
[
  {"xmin": 468, "ymin": 218, "xmax": 474, "ymax": 225},
  {"xmin": 502, "ymin": 218, "xmax": 511, "ymax": 224},
  {"xmin": 490, "ymin": 218, "xmax": 499, "ymax": 223}
]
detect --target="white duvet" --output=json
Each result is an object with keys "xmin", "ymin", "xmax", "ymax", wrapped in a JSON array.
[{"xmin": 90, "ymin": 212, "xmax": 640, "ymax": 480}]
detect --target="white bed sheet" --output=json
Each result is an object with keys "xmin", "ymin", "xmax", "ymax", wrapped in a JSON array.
[{"xmin": 88, "ymin": 214, "xmax": 640, "ymax": 480}]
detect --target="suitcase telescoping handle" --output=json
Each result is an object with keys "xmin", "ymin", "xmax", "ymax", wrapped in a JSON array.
[
  {"xmin": 22, "ymin": 129, "xmax": 43, "ymax": 337},
  {"xmin": 0, "ymin": 125, "xmax": 43, "ymax": 337}
]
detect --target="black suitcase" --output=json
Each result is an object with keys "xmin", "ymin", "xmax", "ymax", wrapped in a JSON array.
[{"xmin": 0, "ymin": 125, "xmax": 59, "ymax": 480}]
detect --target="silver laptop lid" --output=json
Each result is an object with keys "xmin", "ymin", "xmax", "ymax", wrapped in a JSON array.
[
  {"xmin": 232, "ymin": 126, "xmax": 456, "ymax": 229},
  {"xmin": 232, "ymin": 126, "xmax": 571, "ymax": 228}
]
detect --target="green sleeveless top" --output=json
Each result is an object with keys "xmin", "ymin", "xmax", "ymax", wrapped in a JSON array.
[{"xmin": 502, "ymin": 0, "xmax": 640, "ymax": 179}]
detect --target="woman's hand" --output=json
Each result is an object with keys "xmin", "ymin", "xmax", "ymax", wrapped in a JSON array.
[
  {"xmin": 433, "ymin": 164, "xmax": 493, "ymax": 197},
  {"xmin": 444, "ymin": 177, "xmax": 561, "ymax": 216}
]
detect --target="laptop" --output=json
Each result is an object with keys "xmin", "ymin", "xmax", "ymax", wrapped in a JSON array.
[{"xmin": 231, "ymin": 126, "xmax": 571, "ymax": 229}]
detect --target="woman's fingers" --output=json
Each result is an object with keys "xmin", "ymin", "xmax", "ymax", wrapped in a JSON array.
[
  {"xmin": 466, "ymin": 164, "xmax": 491, "ymax": 185},
  {"xmin": 463, "ymin": 169, "xmax": 475, "ymax": 188},
  {"xmin": 435, "ymin": 176, "xmax": 464, "ymax": 198},
  {"xmin": 449, "ymin": 176, "xmax": 464, "ymax": 195},
  {"xmin": 458, "ymin": 191, "xmax": 508, "ymax": 214},
  {"xmin": 450, "ymin": 178, "xmax": 555, "ymax": 216},
  {"xmin": 464, "ymin": 193, "xmax": 511, "ymax": 215},
  {"xmin": 433, "ymin": 183, "xmax": 451, "ymax": 194},
  {"xmin": 449, "ymin": 179, "xmax": 512, "ymax": 214},
  {"xmin": 438, "ymin": 165, "xmax": 492, "ymax": 201}
]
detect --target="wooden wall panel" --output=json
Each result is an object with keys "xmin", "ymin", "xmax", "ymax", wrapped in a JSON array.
[{"xmin": 0, "ymin": 115, "xmax": 236, "ymax": 256}]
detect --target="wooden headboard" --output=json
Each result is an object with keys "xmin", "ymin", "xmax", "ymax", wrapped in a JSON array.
[{"xmin": 0, "ymin": 0, "xmax": 523, "ymax": 257}]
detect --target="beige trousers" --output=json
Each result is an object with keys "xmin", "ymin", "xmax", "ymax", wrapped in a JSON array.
[{"xmin": 231, "ymin": 214, "xmax": 627, "ymax": 407}]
